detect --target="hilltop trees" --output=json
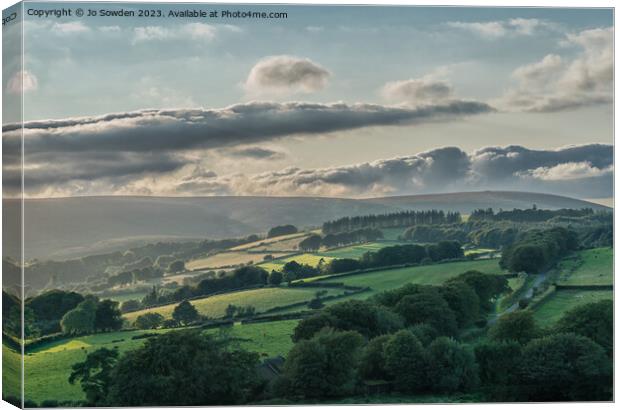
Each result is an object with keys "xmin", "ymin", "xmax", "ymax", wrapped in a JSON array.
[
  {"xmin": 322, "ymin": 210, "xmax": 461, "ymax": 234},
  {"xmin": 268, "ymin": 224, "xmax": 298, "ymax": 238}
]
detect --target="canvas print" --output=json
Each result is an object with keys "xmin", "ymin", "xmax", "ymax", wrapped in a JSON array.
[{"xmin": 2, "ymin": 2, "xmax": 614, "ymax": 407}]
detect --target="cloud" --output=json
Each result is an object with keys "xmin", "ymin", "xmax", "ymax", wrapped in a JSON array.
[
  {"xmin": 225, "ymin": 146, "xmax": 286, "ymax": 160},
  {"xmin": 131, "ymin": 23, "xmax": 239, "ymax": 44},
  {"xmin": 6, "ymin": 70, "xmax": 38, "ymax": 94},
  {"xmin": 497, "ymin": 27, "xmax": 612, "ymax": 112},
  {"xmin": 4, "ymin": 100, "xmax": 493, "ymax": 155},
  {"xmin": 167, "ymin": 144, "xmax": 612, "ymax": 199},
  {"xmin": 382, "ymin": 77, "xmax": 453, "ymax": 105},
  {"xmin": 2, "ymin": 99, "xmax": 493, "ymax": 196},
  {"xmin": 52, "ymin": 21, "xmax": 90, "ymax": 35},
  {"xmin": 519, "ymin": 161, "xmax": 613, "ymax": 181},
  {"xmin": 244, "ymin": 55, "xmax": 331, "ymax": 95},
  {"xmin": 447, "ymin": 18, "xmax": 555, "ymax": 38}
]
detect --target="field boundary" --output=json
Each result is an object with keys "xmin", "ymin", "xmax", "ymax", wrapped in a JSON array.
[{"xmin": 554, "ymin": 284, "xmax": 613, "ymax": 291}]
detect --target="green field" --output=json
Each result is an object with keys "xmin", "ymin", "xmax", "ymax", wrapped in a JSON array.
[
  {"xmin": 124, "ymin": 287, "xmax": 339, "ymax": 322},
  {"xmin": 9, "ymin": 319, "xmax": 299, "ymax": 404},
  {"xmin": 258, "ymin": 253, "xmax": 335, "ymax": 272},
  {"xmin": 556, "ymin": 247, "xmax": 613, "ymax": 286},
  {"xmin": 2, "ymin": 343, "xmax": 21, "ymax": 400},
  {"xmin": 187, "ymin": 251, "xmax": 286, "ymax": 270},
  {"xmin": 533, "ymin": 290, "xmax": 613, "ymax": 326},
  {"xmin": 320, "ymin": 258, "xmax": 503, "ymax": 299},
  {"xmin": 208, "ymin": 319, "xmax": 298, "ymax": 358}
]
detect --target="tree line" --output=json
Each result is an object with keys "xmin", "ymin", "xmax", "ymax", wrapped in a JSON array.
[
  {"xmin": 298, "ymin": 228, "xmax": 383, "ymax": 251},
  {"xmin": 322, "ymin": 210, "xmax": 462, "ymax": 234},
  {"xmin": 469, "ymin": 207, "xmax": 597, "ymax": 223},
  {"xmin": 329, "ymin": 241, "xmax": 464, "ymax": 274}
]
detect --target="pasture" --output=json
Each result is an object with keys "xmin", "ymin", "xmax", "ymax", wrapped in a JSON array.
[
  {"xmin": 556, "ymin": 247, "xmax": 612, "ymax": 286},
  {"xmin": 187, "ymin": 251, "xmax": 286, "ymax": 270},
  {"xmin": 532, "ymin": 290, "xmax": 613, "ymax": 326},
  {"xmin": 258, "ymin": 253, "xmax": 335, "ymax": 271},
  {"xmin": 229, "ymin": 232, "xmax": 309, "ymax": 251},
  {"xmin": 124, "ymin": 286, "xmax": 340, "ymax": 322},
  {"xmin": 320, "ymin": 258, "xmax": 503, "ymax": 299}
]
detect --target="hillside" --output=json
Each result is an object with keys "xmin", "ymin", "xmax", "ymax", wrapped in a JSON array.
[{"xmin": 3, "ymin": 191, "xmax": 609, "ymax": 260}]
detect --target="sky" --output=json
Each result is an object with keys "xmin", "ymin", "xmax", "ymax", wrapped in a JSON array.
[{"xmin": 2, "ymin": 3, "xmax": 614, "ymax": 200}]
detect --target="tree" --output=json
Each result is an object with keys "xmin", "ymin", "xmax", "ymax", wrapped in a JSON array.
[
  {"xmin": 69, "ymin": 348, "xmax": 119, "ymax": 405},
  {"xmin": 168, "ymin": 260, "xmax": 185, "ymax": 273},
  {"xmin": 446, "ymin": 271, "xmax": 508, "ymax": 311},
  {"xmin": 267, "ymin": 224, "xmax": 298, "ymax": 238},
  {"xmin": 134, "ymin": 312, "xmax": 164, "ymax": 330},
  {"xmin": 426, "ymin": 337, "xmax": 478, "ymax": 393},
  {"xmin": 94, "ymin": 299, "xmax": 123, "ymax": 331},
  {"xmin": 279, "ymin": 328, "xmax": 364, "ymax": 398},
  {"xmin": 141, "ymin": 286, "xmax": 160, "ymax": 307},
  {"xmin": 172, "ymin": 300, "xmax": 200, "ymax": 325},
  {"xmin": 394, "ymin": 290, "xmax": 457, "ymax": 336},
  {"xmin": 358, "ymin": 335, "xmax": 391, "ymax": 380},
  {"xmin": 106, "ymin": 331, "xmax": 260, "ymax": 406},
  {"xmin": 383, "ymin": 330, "xmax": 428, "ymax": 393},
  {"xmin": 439, "ymin": 282, "xmax": 480, "ymax": 328},
  {"xmin": 292, "ymin": 311, "xmax": 337, "ymax": 342},
  {"xmin": 120, "ymin": 299, "xmax": 141, "ymax": 313},
  {"xmin": 268, "ymin": 270, "xmax": 283, "ymax": 286},
  {"xmin": 475, "ymin": 339, "xmax": 522, "ymax": 400},
  {"xmin": 518, "ymin": 333, "xmax": 612, "ymax": 401},
  {"xmin": 6, "ymin": 306, "xmax": 39, "ymax": 338},
  {"xmin": 554, "ymin": 299, "xmax": 612, "ymax": 356},
  {"xmin": 489, "ymin": 310, "xmax": 540, "ymax": 344},
  {"xmin": 60, "ymin": 297, "xmax": 98, "ymax": 335},
  {"xmin": 298, "ymin": 234, "xmax": 322, "ymax": 252},
  {"xmin": 225, "ymin": 304, "xmax": 237, "ymax": 319}
]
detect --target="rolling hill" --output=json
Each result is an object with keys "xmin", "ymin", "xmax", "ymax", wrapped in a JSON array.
[{"xmin": 3, "ymin": 191, "xmax": 609, "ymax": 260}]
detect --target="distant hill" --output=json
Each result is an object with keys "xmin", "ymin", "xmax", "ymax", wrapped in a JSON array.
[
  {"xmin": 3, "ymin": 191, "xmax": 609, "ymax": 260},
  {"xmin": 364, "ymin": 191, "xmax": 610, "ymax": 213}
]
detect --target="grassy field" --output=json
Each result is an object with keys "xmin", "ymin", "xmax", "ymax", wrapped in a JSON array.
[
  {"xmin": 187, "ymin": 251, "xmax": 289, "ymax": 270},
  {"xmin": 2, "ymin": 343, "xmax": 21, "ymax": 400},
  {"xmin": 124, "ymin": 287, "xmax": 339, "ymax": 322},
  {"xmin": 258, "ymin": 253, "xmax": 335, "ymax": 272},
  {"xmin": 9, "ymin": 319, "xmax": 299, "ymax": 404},
  {"xmin": 229, "ymin": 232, "xmax": 309, "ymax": 251},
  {"xmin": 320, "ymin": 258, "xmax": 503, "ymax": 300},
  {"xmin": 207, "ymin": 320, "xmax": 298, "ymax": 358},
  {"xmin": 556, "ymin": 247, "xmax": 612, "ymax": 286},
  {"xmin": 533, "ymin": 290, "xmax": 613, "ymax": 326}
]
